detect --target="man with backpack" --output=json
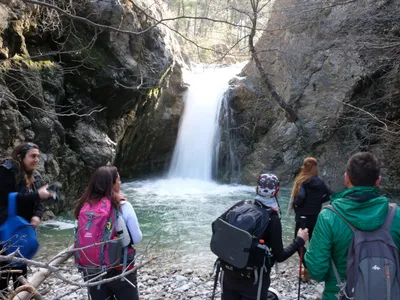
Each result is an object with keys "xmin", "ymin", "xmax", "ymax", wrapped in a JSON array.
[
  {"xmin": 211, "ymin": 173, "xmax": 308, "ymax": 300},
  {"xmin": 304, "ymin": 152, "xmax": 400, "ymax": 300}
]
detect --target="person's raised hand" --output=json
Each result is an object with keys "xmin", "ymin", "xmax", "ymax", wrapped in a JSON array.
[
  {"xmin": 38, "ymin": 184, "xmax": 54, "ymax": 200},
  {"xmin": 30, "ymin": 216, "xmax": 41, "ymax": 228},
  {"xmin": 297, "ymin": 228, "xmax": 309, "ymax": 242}
]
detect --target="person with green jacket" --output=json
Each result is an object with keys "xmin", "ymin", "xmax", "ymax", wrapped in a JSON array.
[{"xmin": 304, "ymin": 152, "xmax": 400, "ymax": 300}]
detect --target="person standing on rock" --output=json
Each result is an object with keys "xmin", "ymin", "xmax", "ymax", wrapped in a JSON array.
[
  {"xmin": 213, "ymin": 173, "xmax": 309, "ymax": 300},
  {"xmin": 288, "ymin": 157, "xmax": 331, "ymax": 280},
  {"xmin": 305, "ymin": 152, "xmax": 400, "ymax": 300},
  {"xmin": 74, "ymin": 165, "xmax": 142, "ymax": 300},
  {"xmin": 0, "ymin": 142, "xmax": 53, "ymax": 294}
]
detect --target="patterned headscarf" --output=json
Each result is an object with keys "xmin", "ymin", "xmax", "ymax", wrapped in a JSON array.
[
  {"xmin": 257, "ymin": 173, "xmax": 280, "ymax": 197},
  {"xmin": 255, "ymin": 173, "xmax": 281, "ymax": 212}
]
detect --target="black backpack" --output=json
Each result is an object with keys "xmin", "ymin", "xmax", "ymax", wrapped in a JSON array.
[
  {"xmin": 327, "ymin": 204, "xmax": 400, "ymax": 300},
  {"xmin": 210, "ymin": 200, "xmax": 272, "ymax": 300},
  {"xmin": 211, "ymin": 199, "xmax": 271, "ymax": 270}
]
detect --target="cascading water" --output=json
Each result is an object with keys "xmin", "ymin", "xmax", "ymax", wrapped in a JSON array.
[
  {"xmin": 215, "ymin": 91, "xmax": 241, "ymax": 183},
  {"xmin": 168, "ymin": 63, "xmax": 245, "ymax": 181}
]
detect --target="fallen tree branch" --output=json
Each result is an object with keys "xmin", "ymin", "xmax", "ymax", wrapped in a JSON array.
[
  {"xmin": 10, "ymin": 277, "xmax": 44, "ymax": 300},
  {"xmin": 13, "ymin": 246, "xmax": 74, "ymax": 300},
  {"xmin": 6, "ymin": 245, "xmax": 156, "ymax": 300}
]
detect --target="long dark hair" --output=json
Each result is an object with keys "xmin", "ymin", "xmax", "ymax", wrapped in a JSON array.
[
  {"xmin": 74, "ymin": 166, "xmax": 120, "ymax": 219},
  {"xmin": 105, "ymin": 165, "xmax": 119, "ymax": 186},
  {"xmin": 11, "ymin": 142, "xmax": 39, "ymax": 189}
]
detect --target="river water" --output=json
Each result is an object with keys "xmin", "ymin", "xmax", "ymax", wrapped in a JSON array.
[{"xmin": 38, "ymin": 180, "xmax": 297, "ymax": 270}]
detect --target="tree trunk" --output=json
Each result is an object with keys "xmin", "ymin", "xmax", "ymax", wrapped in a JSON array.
[
  {"xmin": 248, "ymin": 5, "xmax": 298, "ymax": 123},
  {"xmin": 194, "ymin": 1, "xmax": 198, "ymax": 35}
]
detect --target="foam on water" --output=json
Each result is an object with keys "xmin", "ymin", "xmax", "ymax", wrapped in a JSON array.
[
  {"xmin": 41, "ymin": 219, "xmax": 75, "ymax": 230},
  {"xmin": 123, "ymin": 178, "xmax": 253, "ymax": 198}
]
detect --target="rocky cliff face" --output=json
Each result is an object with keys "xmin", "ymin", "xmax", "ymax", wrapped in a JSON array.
[
  {"xmin": 0, "ymin": 0, "xmax": 185, "ymax": 215},
  {"xmin": 221, "ymin": 0, "xmax": 400, "ymax": 193}
]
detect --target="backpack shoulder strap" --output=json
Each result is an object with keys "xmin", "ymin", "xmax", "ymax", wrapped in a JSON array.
[
  {"xmin": 324, "ymin": 204, "xmax": 356, "ymax": 233},
  {"xmin": 253, "ymin": 199, "xmax": 272, "ymax": 212},
  {"xmin": 326, "ymin": 204, "xmax": 350, "ymax": 293},
  {"xmin": 380, "ymin": 203, "xmax": 397, "ymax": 232}
]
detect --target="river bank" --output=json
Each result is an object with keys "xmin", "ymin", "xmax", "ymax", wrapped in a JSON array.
[
  {"xmin": 35, "ymin": 181, "xmax": 323, "ymax": 299},
  {"xmin": 32, "ymin": 258, "xmax": 323, "ymax": 300}
]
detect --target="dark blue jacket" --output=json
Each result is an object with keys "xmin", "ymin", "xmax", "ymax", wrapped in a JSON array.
[{"xmin": 293, "ymin": 176, "xmax": 331, "ymax": 216}]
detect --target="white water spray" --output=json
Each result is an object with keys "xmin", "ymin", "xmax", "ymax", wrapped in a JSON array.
[{"xmin": 168, "ymin": 64, "xmax": 245, "ymax": 181}]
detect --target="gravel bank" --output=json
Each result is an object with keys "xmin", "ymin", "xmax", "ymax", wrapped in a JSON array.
[{"xmin": 30, "ymin": 258, "xmax": 323, "ymax": 300}]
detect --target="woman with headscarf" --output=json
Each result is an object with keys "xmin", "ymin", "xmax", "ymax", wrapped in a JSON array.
[{"xmin": 219, "ymin": 173, "xmax": 308, "ymax": 300}]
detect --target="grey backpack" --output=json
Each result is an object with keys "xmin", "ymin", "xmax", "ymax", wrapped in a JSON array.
[{"xmin": 326, "ymin": 204, "xmax": 400, "ymax": 300}]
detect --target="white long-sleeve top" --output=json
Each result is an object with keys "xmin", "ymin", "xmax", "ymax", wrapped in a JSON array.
[{"xmin": 120, "ymin": 200, "xmax": 142, "ymax": 245}]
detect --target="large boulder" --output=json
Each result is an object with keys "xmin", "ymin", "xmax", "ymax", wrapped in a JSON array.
[{"xmin": 222, "ymin": 0, "xmax": 400, "ymax": 193}]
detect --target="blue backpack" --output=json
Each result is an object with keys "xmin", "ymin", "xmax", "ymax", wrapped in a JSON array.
[{"xmin": 0, "ymin": 192, "xmax": 40, "ymax": 266}]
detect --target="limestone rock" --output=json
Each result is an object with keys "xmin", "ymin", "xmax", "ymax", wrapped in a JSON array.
[
  {"xmin": 0, "ymin": 0, "xmax": 185, "ymax": 211},
  {"xmin": 221, "ymin": 0, "xmax": 400, "ymax": 192}
]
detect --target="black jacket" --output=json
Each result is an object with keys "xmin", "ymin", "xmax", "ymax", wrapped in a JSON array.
[
  {"xmin": 0, "ymin": 160, "xmax": 44, "ymax": 225},
  {"xmin": 293, "ymin": 176, "xmax": 331, "ymax": 217},
  {"xmin": 264, "ymin": 210, "xmax": 304, "ymax": 263}
]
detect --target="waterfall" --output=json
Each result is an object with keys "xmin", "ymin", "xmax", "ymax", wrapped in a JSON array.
[
  {"xmin": 168, "ymin": 64, "xmax": 245, "ymax": 181},
  {"xmin": 216, "ymin": 92, "xmax": 241, "ymax": 183}
]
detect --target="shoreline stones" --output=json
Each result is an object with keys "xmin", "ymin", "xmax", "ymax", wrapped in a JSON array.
[{"xmin": 29, "ymin": 258, "xmax": 323, "ymax": 300}]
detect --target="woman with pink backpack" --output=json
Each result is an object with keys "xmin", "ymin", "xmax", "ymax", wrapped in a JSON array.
[{"xmin": 74, "ymin": 166, "xmax": 142, "ymax": 300}]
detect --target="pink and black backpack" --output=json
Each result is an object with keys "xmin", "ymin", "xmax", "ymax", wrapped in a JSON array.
[{"xmin": 74, "ymin": 197, "xmax": 122, "ymax": 273}]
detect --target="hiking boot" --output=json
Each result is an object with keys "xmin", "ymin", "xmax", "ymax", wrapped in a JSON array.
[
  {"xmin": 301, "ymin": 268, "xmax": 311, "ymax": 282},
  {"xmin": 268, "ymin": 287, "xmax": 281, "ymax": 300}
]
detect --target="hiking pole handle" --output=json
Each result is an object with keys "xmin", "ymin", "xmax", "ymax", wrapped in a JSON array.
[
  {"xmin": 257, "ymin": 244, "xmax": 269, "ymax": 250},
  {"xmin": 300, "ymin": 216, "xmax": 307, "ymax": 229}
]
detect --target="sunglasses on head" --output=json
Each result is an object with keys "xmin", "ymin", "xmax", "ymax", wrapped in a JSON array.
[
  {"xmin": 20, "ymin": 143, "xmax": 38, "ymax": 154},
  {"xmin": 259, "ymin": 180, "xmax": 278, "ymax": 189}
]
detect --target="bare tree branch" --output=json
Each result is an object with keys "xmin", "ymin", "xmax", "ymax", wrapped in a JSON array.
[
  {"xmin": 21, "ymin": 0, "xmax": 160, "ymax": 35},
  {"xmin": 248, "ymin": 0, "xmax": 298, "ymax": 122}
]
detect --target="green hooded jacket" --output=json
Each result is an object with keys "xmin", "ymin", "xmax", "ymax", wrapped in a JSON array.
[{"xmin": 304, "ymin": 186, "xmax": 400, "ymax": 300}]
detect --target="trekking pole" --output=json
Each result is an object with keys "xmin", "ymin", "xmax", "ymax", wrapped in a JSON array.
[
  {"xmin": 298, "ymin": 216, "xmax": 307, "ymax": 300},
  {"xmin": 298, "ymin": 246, "xmax": 303, "ymax": 300},
  {"xmin": 211, "ymin": 260, "xmax": 220, "ymax": 300}
]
